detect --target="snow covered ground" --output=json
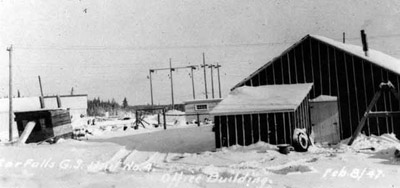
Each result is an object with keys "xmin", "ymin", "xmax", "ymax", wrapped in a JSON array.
[
  {"xmin": 90, "ymin": 125, "xmax": 215, "ymax": 153},
  {"xmin": 1, "ymin": 116, "xmax": 400, "ymax": 188},
  {"xmin": 70, "ymin": 111, "xmax": 201, "ymax": 140}
]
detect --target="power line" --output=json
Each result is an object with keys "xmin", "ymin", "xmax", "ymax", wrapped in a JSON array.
[{"xmin": 12, "ymin": 33, "xmax": 400, "ymax": 51}]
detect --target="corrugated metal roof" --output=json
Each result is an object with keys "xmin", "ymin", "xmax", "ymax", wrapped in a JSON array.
[{"xmin": 211, "ymin": 83, "xmax": 313, "ymax": 115}]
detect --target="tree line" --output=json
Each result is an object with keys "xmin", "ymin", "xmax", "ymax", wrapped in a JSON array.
[
  {"xmin": 87, "ymin": 97, "xmax": 130, "ymax": 116},
  {"xmin": 87, "ymin": 97, "xmax": 185, "ymax": 117}
]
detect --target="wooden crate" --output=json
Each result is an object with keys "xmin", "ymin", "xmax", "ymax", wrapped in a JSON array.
[{"xmin": 15, "ymin": 109, "xmax": 73, "ymax": 143}]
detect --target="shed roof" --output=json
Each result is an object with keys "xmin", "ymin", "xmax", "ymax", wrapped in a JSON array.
[
  {"xmin": 183, "ymin": 98, "xmax": 223, "ymax": 105},
  {"xmin": 309, "ymin": 95, "xmax": 337, "ymax": 102},
  {"xmin": 210, "ymin": 83, "xmax": 313, "ymax": 115}
]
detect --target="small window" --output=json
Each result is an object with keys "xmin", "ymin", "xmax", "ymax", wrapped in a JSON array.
[{"xmin": 195, "ymin": 104, "xmax": 208, "ymax": 111}]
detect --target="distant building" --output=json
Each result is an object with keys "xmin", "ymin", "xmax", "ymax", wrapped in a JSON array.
[{"xmin": 183, "ymin": 98, "xmax": 222, "ymax": 123}]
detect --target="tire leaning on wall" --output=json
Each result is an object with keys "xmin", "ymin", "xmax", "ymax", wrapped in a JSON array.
[{"xmin": 292, "ymin": 128, "xmax": 309, "ymax": 152}]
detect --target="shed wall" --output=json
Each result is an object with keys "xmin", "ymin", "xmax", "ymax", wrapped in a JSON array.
[{"xmin": 214, "ymin": 95, "xmax": 310, "ymax": 148}]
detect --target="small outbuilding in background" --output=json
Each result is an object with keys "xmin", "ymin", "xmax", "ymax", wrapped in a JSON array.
[
  {"xmin": 183, "ymin": 98, "xmax": 222, "ymax": 124},
  {"xmin": 211, "ymin": 83, "xmax": 313, "ymax": 148}
]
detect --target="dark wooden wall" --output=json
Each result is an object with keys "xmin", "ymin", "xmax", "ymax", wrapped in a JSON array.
[
  {"xmin": 235, "ymin": 36, "xmax": 400, "ymax": 139},
  {"xmin": 214, "ymin": 95, "xmax": 311, "ymax": 148}
]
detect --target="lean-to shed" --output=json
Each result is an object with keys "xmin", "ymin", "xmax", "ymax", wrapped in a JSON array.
[{"xmin": 211, "ymin": 83, "xmax": 313, "ymax": 148}]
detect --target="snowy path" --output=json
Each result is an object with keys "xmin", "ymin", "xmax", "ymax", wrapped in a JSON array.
[{"xmin": 88, "ymin": 126, "xmax": 216, "ymax": 153}]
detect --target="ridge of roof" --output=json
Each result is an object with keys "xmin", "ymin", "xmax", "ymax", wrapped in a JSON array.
[
  {"xmin": 310, "ymin": 35, "xmax": 400, "ymax": 76},
  {"xmin": 232, "ymin": 35, "xmax": 400, "ymax": 90}
]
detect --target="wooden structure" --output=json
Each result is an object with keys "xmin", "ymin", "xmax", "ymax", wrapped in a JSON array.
[
  {"xmin": 15, "ymin": 109, "xmax": 73, "ymax": 143},
  {"xmin": 0, "ymin": 94, "xmax": 88, "ymax": 141},
  {"xmin": 135, "ymin": 107, "xmax": 167, "ymax": 129},
  {"xmin": 232, "ymin": 35, "xmax": 400, "ymax": 139},
  {"xmin": 183, "ymin": 98, "xmax": 222, "ymax": 123},
  {"xmin": 348, "ymin": 82, "xmax": 400, "ymax": 145},
  {"xmin": 309, "ymin": 95, "xmax": 340, "ymax": 144},
  {"xmin": 211, "ymin": 83, "xmax": 313, "ymax": 148}
]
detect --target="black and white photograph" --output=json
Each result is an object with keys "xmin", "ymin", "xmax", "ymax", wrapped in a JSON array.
[{"xmin": 1, "ymin": 0, "xmax": 400, "ymax": 187}]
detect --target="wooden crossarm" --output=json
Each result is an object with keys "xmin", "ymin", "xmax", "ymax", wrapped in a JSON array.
[
  {"xmin": 347, "ymin": 90, "xmax": 381, "ymax": 145},
  {"xmin": 367, "ymin": 111, "xmax": 400, "ymax": 117}
]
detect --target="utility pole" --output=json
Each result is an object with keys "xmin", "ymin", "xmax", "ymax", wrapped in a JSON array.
[
  {"xmin": 169, "ymin": 58, "xmax": 175, "ymax": 109},
  {"xmin": 190, "ymin": 66, "xmax": 196, "ymax": 99},
  {"xmin": 216, "ymin": 63, "xmax": 222, "ymax": 98},
  {"xmin": 150, "ymin": 64, "xmax": 199, "ymax": 105},
  {"xmin": 202, "ymin": 53, "xmax": 208, "ymax": 99},
  {"xmin": 149, "ymin": 69, "xmax": 154, "ymax": 106},
  {"xmin": 7, "ymin": 45, "xmax": 13, "ymax": 142},
  {"xmin": 343, "ymin": 32, "xmax": 346, "ymax": 44},
  {"xmin": 209, "ymin": 64, "xmax": 215, "ymax": 98},
  {"xmin": 38, "ymin": 75, "xmax": 44, "ymax": 97},
  {"xmin": 38, "ymin": 75, "xmax": 45, "ymax": 109}
]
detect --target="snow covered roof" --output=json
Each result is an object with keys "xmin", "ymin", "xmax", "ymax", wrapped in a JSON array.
[
  {"xmin": 232, "ymin": 35, "xmax": 400, "ymax": 90},
  {"xmin": 211, "ymin": 83, "xmax": 313, "ymax": 115},
  {"xmin": 183, "ymin": 98, "xmax": 223, "ymax": 105},
  {"xmin": 311, "ymin": 35, "xmax": 400, "ymax": 76},
  {"xmin": 309, "ymin": 95, "xmax": 337, "ymax": 102}
]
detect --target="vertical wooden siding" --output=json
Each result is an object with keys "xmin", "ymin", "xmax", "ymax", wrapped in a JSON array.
[
  {"xmin": 214, "ymin": 93, "xmax": 311, "ymax": 147},
  {"xmin": 237, "ymin": 37, "xmax": 400, "ymax": 139},
  {"xmin": 215, "ymin": 111, "xmax": 296, "ymax": 147}
]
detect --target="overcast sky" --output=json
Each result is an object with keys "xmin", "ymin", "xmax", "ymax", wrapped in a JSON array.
[{"xmin": 1, "ymin": 0, "xmax": 400, "ymax": 105}]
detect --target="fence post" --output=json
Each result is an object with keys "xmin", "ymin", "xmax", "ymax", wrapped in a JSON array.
[
  {"xmin": 135, "ymin": 111, "xmax": 139, "ymax": 129},
  {"xmin": 197, "ymin": 114, "xmax": 200, "ymax": 127},
  {"xmin": 157, "ymin": 113, "xmax": 160, "ymax": 127},
  {"xmin": 163, "ymin": 109, "xmax": 167, "ymax": 130}
]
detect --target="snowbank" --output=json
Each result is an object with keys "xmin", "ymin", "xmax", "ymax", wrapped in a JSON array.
[
  {"xmin": 2, "ymin": 128, "xmax": 400, "ymax": 187},
  {"xmin": 340, "ymin": 133, "xmax": 400, "ymax": 151}
]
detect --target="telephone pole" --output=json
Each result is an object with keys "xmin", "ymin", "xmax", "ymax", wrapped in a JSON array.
[
  {"xmin": 215, "ymin": 63, "xmax": 222, "ymax": 98},
  {"xmin": 7, "ymin": 45, "xmax": 13, "ymax": 142},
  {"xmin": 149, "ymin": 69, "xmax": 154, "ymax": 106},
  {"xmin": 150, "ymin": 64, "xmax": 199, "ymax": 105},
  {"xmin": 38, "ymin": 75, "xmax": 44, "ymax": 97},
  {"xmin": 202, "ymin": 53, "xmax": 208, "ymax": 99},
  {"xmin": 190, "ymin": 66, "xmax": 196, "ymax": 99},
  {"xmin": 169, "ymin": 58, "xmax": 175, "ymax": 109},
  {"xmin": 209, "ymin": 65, "xmax": 215, "ymax": 98}
]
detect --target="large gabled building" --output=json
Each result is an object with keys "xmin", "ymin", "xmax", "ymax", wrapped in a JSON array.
[{"xmin": 232, "ymin": 35, "xmax": 400, "ymax": 140}]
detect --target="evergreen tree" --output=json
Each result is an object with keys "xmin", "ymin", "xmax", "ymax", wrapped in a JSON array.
[{"xmin": 122, "ymin": 97, "xmax": 128, "ymax": 108}]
